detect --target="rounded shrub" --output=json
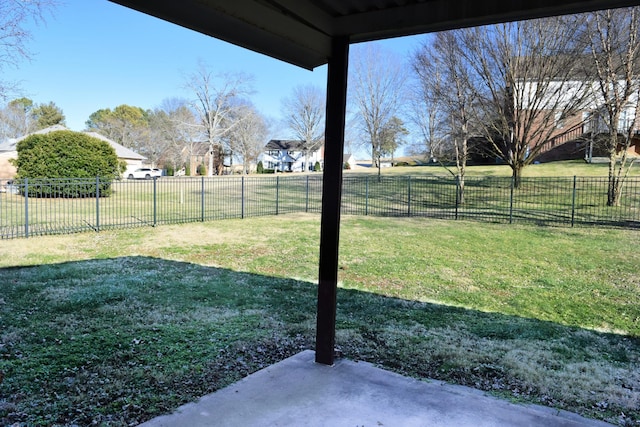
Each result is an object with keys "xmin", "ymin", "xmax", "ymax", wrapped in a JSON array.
[
  {"xmin": 196, "ymin": 163, "xmax": 207, "ymax": 176},
  {"xmin": 13, "ymin": 130, "xmax": 120, "ymax": 197},
  {"xmin": 314, "ymin": 161, "xmax": 321, "ymax": 172},
  {"xmin": 256, "ymin": 161, "xmax": 264, "ymax": 174}
]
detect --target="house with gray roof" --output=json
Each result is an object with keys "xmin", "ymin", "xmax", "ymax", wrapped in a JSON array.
[{"xmin": 0, "ymin": 125, "xmax": 147, "ymax": 178}]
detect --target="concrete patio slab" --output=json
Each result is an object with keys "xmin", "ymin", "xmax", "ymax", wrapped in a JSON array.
[{"xmin": 139, "ymin": 350, "xmax": 612, "ymax": 427}]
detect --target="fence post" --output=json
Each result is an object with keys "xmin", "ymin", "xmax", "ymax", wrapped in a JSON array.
[
  {"xmin": 509, "ymin": 175, "xmax": 515, "ymax": 224},
  {"xmin": 305, "ymin": 175, "xmax": 309, "ymax": 213},
  {"xmin": 571, "ymin": 175, "xmax": 577, "ymax": 227},
  {"xmin": 407, "ymin": 176, "xmax": 412, "ymax": 217},
  {"xmin": 201, "ymin": 176, "xmax": 205, "ymax": 222},
  {"xmin": 276, "ymin": 175, "xmax": 280, "ymax": 215},
  {"xmin": 365, "ymin": 175, "xmax": 369, "ymax": 216},
  {"xmin": 241, "ymin": 176, "xmax": 245, "ymax": 219},
  {"xmin": 24, "ymin": 178, "xmax": 29, "ymax": 238},
  {"xmin": 455, "ymin": 175, "xmax": 460, "ymax": 220},
  {"xmin": 153, "ymin": 177, "xmax": 157, "ymax": 227},
  {"xmin": 96, "ymin": 176, "xmax": 100, "ymax": 232}
]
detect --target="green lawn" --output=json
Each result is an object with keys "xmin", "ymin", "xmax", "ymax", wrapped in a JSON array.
[
  {"xmin": 347, "ymin": 159, "xmax": 640, "ymax": 177},
  {"xmin": 0, "ymin": 214, "xmax": 638, "ymax": 426}
]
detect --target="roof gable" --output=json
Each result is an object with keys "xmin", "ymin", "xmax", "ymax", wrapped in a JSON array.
[
  {"xmin": 0, "ymin": 126, "xmax": 147, "ymax": 160},
  {"xmin": 0, "ymin": 138, "xmax": 17, "ymax": 152},
  {"xmin": 83, "ymin": 131, "xmax": 147, "ymax": 160},
  {"xmin": 265, "ymin": 139, "xmax": 308, "ymax": 151}
]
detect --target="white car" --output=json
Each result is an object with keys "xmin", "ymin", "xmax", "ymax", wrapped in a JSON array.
[
  {"xmin": 1, "ymin": 180, "xmax": 19, "ymax": 194},
  {"xmin": 127, "ymin": 168, "xmax": 162, "ymax": 179}
]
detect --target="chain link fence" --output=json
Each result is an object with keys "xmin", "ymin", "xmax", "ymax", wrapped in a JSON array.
[{"xmin": 0, "ymin": 175, "xmax": 638, "ymax": 239}]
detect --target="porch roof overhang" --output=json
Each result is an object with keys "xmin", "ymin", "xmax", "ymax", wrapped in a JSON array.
[
  {"xmin": 108, "ymin": 0, "xmax": 640, "ymax": 71},
  {"xmin": 108, "ymin": 0, "xmax": 640, "ymax": 366}
]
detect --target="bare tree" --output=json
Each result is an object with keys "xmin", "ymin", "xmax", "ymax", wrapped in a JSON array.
[
  {"xmin": 0, "ymin": 97, "xmax": 35, "ymax": 139},
  {"xmin": 147, "ymin": 110, "xmax": 179, "ymax": 169},
  {"xmin": 0, "ymin": 0, "xmax": 57, "ymax": 100},
  {"xmin": 185, "ymin": 64, "xmax": 253, "ymax": 176},
  {"xmin": 149, "ymin": 99, "xmax": 183, "ymax": 170},
  {"xmin": 151, "ymin": 98, "xmax": 203, "ymax": 173},
  {"xmin": 458, "ymin": 16, "xmax": 590, "ymax": 187},
  {"xmin": 583, "ymin": 7, "xmax": 640, "ymax": 206},
  {"xmin": 412, "ymin": 31, "xmax": 477, "ymax": 202},
  {"xmin": 349, "ymin": 44, "xmax": 408, "ymax": 179},
  {"xmin": 406, "ymin": 77, "xmax": 445, "ymax": 163},
  {"xmin": 281, "ymin": 84, "xmax": 325, "ymax": 172},
  {"xmin": 224, "ymin": 101, "xmax": 268, "ymax": 174},
  {"xmin": 0, "ymin": 97, "xmax": 64, "ymax": 139},
  {"xmin": 410, "ymin": 38, "xmax": 446, "ymax": 163}
]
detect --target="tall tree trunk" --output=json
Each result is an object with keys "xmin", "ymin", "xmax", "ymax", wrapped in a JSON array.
[
  {"xmin": 607, "ymin": 144, "xmax": 621, "ymax": 206},
  {"xmin": 371, "ymin": 146, "xmax": 376, "ymax": 168},
  {"xmin": 207, "ymin": 140, "xmax": 214, "ymax": 177},
  {"xmin": 453, "ymin": 138, "xmax": 467, "ymax": 204},
  {"xmin": 458, "ymin": 159, "xmax": 466, "ymax": 205},
  {"xmin": 512, "ymin": 163, "xmax": 523, "ymax": 189}
]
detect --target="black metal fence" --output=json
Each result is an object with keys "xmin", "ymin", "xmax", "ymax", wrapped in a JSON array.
[{"xmin": 1, "ymin": 175, "xmax": 638, "ymax": 239}]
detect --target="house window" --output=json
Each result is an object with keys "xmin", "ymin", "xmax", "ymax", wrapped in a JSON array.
[
  {"xmin": 618, "ymin": 107, "xmax": 635, "ymax": 132},
  {"xmin": 555, "ymin": 111, "xmax": 565, "ymax": 129},
  {"xmin": 582, "ymin": 111, "xmax": 591, "ymax": 133}
]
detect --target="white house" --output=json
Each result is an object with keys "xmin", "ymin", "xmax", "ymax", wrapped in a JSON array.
[
  {"xmin": 260, "ymin": 139, "xmax": 324, "ymax": 172},
  {"xmin": 0, "ymin": 125, "xmax": 147, "ymax": 178},
  {"xmin": 341, "ymin": 153, "xmax": 352, "ymax": 169}
]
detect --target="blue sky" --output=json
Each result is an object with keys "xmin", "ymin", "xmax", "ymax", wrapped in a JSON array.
[{"xmin": 4, "ymin": 0, "xmax": 423, "ymax": 135}]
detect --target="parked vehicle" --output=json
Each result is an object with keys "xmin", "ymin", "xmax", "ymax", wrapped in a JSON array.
[
  {"xmin": 1, "ymin": 180, "xmax": 19, "ymax": 194},
  {"xmin": 127, "ymin": 168, "xmax": 162, "ymax": 179}
]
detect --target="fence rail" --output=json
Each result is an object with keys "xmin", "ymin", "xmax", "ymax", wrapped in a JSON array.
[{"xmin": 0, "ymin": 175, "xmax": 638, "ymax": 239}]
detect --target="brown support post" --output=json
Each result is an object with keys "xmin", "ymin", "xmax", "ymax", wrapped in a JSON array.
[{"xmin": 315, "ymin": 36, "xmax": 349, "ymax": 365}]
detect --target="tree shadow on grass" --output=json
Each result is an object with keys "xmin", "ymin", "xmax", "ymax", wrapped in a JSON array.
[{"xmin": 0, "ymin": 256, "xmax": 638, "ymax": 426}]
